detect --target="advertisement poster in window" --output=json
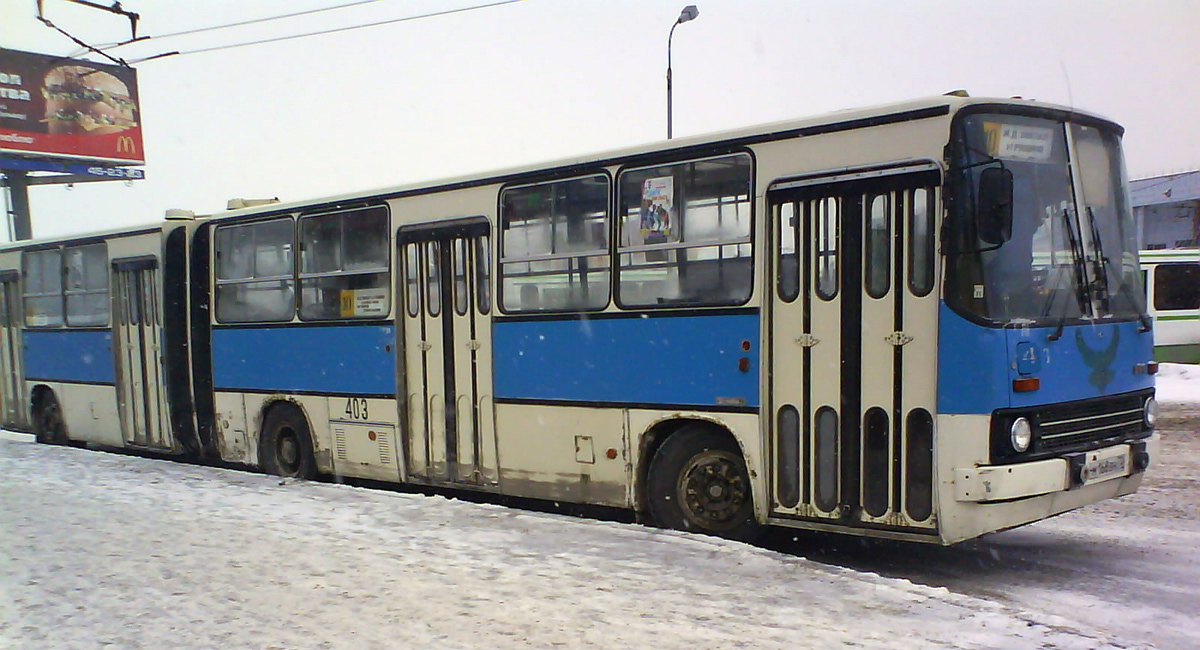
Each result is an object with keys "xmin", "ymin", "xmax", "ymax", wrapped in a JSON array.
[
  {"xmin": 0, "ymin": 48, "xmax": 144, "ymax": 164},
  {"xmin": 641, "ymin": 176, "xmax": 674, "ymax": 260}
]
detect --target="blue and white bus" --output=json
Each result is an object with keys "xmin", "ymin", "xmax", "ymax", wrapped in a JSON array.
[{"xmin": 0, "ymin": 93, "xmax": 1159, "ymax": 544}]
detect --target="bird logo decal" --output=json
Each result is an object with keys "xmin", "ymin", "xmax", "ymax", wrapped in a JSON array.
[{"xmin": 1075, "ymin": 326, "xmax": 1120, "ymax": 390}]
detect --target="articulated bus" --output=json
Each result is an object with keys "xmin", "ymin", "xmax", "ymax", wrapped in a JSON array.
[
  {"xmin": 1140, "ymin": 248, "xmax": 1200, "ymax": 363},
  {"xmin": 0, "ymin": 94, "xmax": 1159, "ymax": 545}
]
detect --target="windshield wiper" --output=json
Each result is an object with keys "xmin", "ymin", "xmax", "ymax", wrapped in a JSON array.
[
  {"xmin": 1049, "ymin": 208, "xmax": 1090, "ymax": 342},
  {"xmin": 1085, "ymin": 206, "xmax": 1152, "ymax": 332}
]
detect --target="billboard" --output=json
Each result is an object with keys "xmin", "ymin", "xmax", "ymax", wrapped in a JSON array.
[{"xmin": 0, "ymin": 48, "xmax": 144, "ymax": 165}]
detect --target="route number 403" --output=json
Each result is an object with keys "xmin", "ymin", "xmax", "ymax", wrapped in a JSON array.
[{"xmin": 344, "ymin": 398, "xmax": 369, "ymax": 420}]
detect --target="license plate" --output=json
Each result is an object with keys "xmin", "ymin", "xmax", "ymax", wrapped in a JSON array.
[{"xmin": 1081, "ymin": 448, "xmax": 1128, "ymax": 485}]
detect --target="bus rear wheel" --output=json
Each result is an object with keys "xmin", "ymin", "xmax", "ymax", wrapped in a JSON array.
[
  {"xmin": 647, "ymin": 427, "xmax": 763, "ymax": 543},
  {"xmin": 32, "ymin": 391, "xmax": 67, "ymax": 445},
  {"xmin": 260, "ymin": 405, "xmax": 315, "ymax": 480}
]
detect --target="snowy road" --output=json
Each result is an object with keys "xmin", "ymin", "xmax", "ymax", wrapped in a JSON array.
[{"xmin": 0, "ymin": 403, "xmax": 1196, "ymax": 648}]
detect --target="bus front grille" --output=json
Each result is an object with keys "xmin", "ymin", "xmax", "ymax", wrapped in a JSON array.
[
  {"xmin": 990, "ymin": 389, "xmax": 1153, "ymax": 463},
  {"xmin": 1036, "ymin": 400, "xmax": 1145, "ymax": 452}
]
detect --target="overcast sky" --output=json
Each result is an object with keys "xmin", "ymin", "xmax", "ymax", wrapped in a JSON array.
[{"xmin": 3, "ymin": 0, "xmax": 1198, "ymax": 240}]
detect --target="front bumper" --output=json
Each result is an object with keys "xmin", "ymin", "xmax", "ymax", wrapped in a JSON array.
[
  {"xmin": 955, "ymin": 438, "xmax": 1152, "ymax": 503},
  {"xmin": 954, "ymin": 439, "xmax": 1153, "ymax": 502}
]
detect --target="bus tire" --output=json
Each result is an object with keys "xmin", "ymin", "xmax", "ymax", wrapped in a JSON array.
[
  {"xmin": 259, "ymin": 404, "xmax": 316, "ymax": 480},
  {"xmin": 32, "ymin": 391, "xmax": 67, "ymax": 445},
  {"xmin": 646, "ymin": 426, "xmax": 763, "ymax": 543}
]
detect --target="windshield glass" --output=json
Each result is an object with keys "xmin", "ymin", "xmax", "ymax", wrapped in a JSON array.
[
  {"xmin": 945, "ymin": 111, "xmax": 1145, "ymax": 325},
  {"xmin": 1071, "ymin": 123, "xmax": 1144, "ymax": 319}
]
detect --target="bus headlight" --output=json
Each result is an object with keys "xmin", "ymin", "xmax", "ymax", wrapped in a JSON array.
[
  {"xmin": 1010, "ymin": 417, "xmax": 1032, "ymax": 453},
  {"xmin": 1144, "ymin": 397, "xmax": 1159, "ymax": 429}
]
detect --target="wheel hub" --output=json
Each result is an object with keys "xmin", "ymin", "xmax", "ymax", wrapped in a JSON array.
[
  {"xmin": 278, "ymin": 433, "xmax": 299, "ymax": 470},
  {"xmin": 678, "ymin": 451, "xmax": 748, "ymax": 531}
]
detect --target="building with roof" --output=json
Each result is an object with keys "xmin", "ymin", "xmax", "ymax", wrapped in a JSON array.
[{"xmin": 1132, "ymin": 170, "xmax": 1200, "ymax": 249}]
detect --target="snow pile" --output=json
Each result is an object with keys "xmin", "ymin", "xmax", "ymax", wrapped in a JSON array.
[
  {"xmin": 0, "ymin": 441, "xmax": 1136, "ymax": 650},
  {"xmin": 1156, "ymin": 363, "xmax": 1200, "ymax": 405}
]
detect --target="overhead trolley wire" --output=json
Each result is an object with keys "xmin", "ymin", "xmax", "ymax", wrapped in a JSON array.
[
  {"xmin": 103, "ymin": 0, "xmax": 397, "ymax": 50},
  {"xmin": 128, "ymin": 0, "xmax": 525, "ymax": 63}
]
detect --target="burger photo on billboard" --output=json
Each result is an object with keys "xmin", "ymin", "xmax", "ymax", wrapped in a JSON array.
[{"xmin": 42, "ymin": 65, "xmax": 138, "ymax": 136}]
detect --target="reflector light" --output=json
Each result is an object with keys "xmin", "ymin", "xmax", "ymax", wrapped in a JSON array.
[
  {"xmin": 1012, "ymin": 377, "xmax": 1040, "ymax": 392},
  {"xmin": 1147, "ymin": 362, "xmax": 1159, "ymax": 375}
]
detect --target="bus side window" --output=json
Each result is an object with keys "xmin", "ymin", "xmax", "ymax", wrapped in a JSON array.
[
  {"xmin": 404, "ymin": 243, "xmax": 421, "ymax": 317},
  {"xmin": 453, "ymin": 238, "xmax": 469, "ymax": 316},
  {"xmin": 426, "ymin": 241, "xmax": 442, "ymax": 317},
  {"xmin": 616, "ymin": 153, "xmax": 753, "ymax": 308},
  {"xmin": 865, "ymin": 193, "xmax": 890, "ymax": 299},
  {"xmin": 22, "ymin": 248, "xmax": 64, "ymax": 327},
  {"xmin": 64, "ymin": 243, "xmax": 109, "ymax": 327},
  {"xmin": 475, "ymin": 235, "xmax": 491, "ymax": 315},
  {"xmin": 909, "ymin": 188, "xmax": 935, "ymax": 297},
  {"xmin": 214, "ymin": 218, "xmax": 296, "ymax": 323},
  {"xmin": 498, "ymin": 174, "xmax": 610, "ymax": 313},
  {"xmin": 1154, "ymin": 264, "xmax": 1200, "ymax": 311},
  {"xmin": 298, "ymin": 206, "xmax": 389, "ymax": 321},
  {"xmin": 777, "ymin": 202, "xmax": 799, "ymax": 302},
  {"xmin": 815, "ymin": 197, "xmax": 840, "ymax": 301}
]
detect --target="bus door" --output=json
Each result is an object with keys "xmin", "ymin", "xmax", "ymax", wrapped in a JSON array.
[
  {"xmin": 112, "ymin": 257, "xmax": 173, "ymax": 450},
  {"xmin": 768, "ymin": 164, "xmax": 940, "ymax": 531},
  {"xmin": 398, "ymin": 217, "xmax": 498, "ymax": 488},
  {"xmin": 0, "ymin": 271, "xmax": 27, "ymax": 430}
]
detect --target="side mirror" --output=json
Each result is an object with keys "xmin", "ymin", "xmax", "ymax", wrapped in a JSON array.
[{"xmin": 977, "ymin": 167, "xmax": 1014, "ymax": 245}]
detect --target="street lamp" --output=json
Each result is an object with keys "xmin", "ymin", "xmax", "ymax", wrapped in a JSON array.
[{"xmin": 667, "ymin": 4, "xmax": 699, "ymax": 139}]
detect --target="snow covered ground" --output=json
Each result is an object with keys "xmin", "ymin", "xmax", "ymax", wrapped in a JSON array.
[
  {"xmin": 0, "ymin": 441, "xmax": 1144, "ymax": 650},
  {"xmin": 1155, "ymin": 362, "xmax": 1200, "ymax": 405},
  {"xmin": 0, "ymin": 366, "xmax": 1196, "ymax": 650}
]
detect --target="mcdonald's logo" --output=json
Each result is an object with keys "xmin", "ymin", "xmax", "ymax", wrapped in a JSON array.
[{"xmin": 116, "ymin": 135, "xmax": 137, "ymax": 155}]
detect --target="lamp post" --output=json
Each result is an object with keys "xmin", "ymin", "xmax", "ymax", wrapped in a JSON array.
[{"xmin": 667, "ymin": 4, "xmax": 699, "ymax": 139}]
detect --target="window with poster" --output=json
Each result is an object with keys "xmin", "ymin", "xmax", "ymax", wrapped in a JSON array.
[{"xmin": 616, "ymin": 153, "xmax": 753, "ymax": 307}]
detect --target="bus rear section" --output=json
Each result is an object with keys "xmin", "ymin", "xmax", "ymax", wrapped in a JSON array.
[{"xmin": 0, "ymin": 223, "xmax": 199, "ymax": 454}]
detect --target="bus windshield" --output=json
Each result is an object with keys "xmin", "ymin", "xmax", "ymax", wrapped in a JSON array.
[{"xmin": 946, "ymin": 111, "xmax": 1145, "ymax": 326}]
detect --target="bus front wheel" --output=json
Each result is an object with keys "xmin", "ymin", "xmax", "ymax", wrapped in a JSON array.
[
  {"xmin": 260, "ymin": 405, "xmax": 316, "ymax": 480},
  {"xmin": 646, "ymin": 427, "xmax": 763, "ymax": 543}
]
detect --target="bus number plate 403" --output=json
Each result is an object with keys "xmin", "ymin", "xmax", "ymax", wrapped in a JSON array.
[
  {"xmin": 344, "ymin": 398, "xmax": 369, "ymax": 421},
  {"xmin": 1081, "ymin": 448, "xmax": 1128, "ymax": 485}
]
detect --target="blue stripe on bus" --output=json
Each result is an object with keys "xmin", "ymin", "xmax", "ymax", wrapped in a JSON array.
[
  {"xmin": 23, "ymin": 329, "xmax": 115, "ymax": 384},
  {"xmin": 211, "ymin": 324, "xmax": 396, "ymax": 395},
  {"xmin": 492, "ymin": 312, "xmax": 760, "ymax": 407},
  {"xmin": 937, "ymin": 303, "xmax": 1155, "ymax": 414}
]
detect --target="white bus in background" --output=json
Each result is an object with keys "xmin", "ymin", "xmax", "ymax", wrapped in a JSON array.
[{"xmin": 1142, "ymin": 248, "xmax": 1200, "ymax": 363}]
